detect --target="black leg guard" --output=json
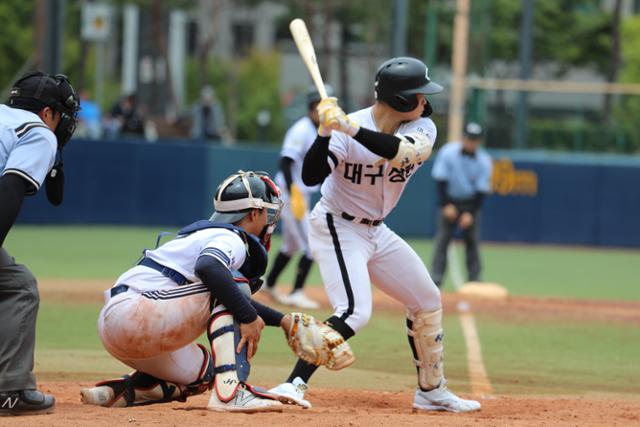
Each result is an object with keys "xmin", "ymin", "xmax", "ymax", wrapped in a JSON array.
[
  {"xmin": 266, "ymin": 251, "xmax": 291, "ymax": 288},
  {"xmin": 292, "ymin": 255, "xmax": 313, "ymax": 291}
]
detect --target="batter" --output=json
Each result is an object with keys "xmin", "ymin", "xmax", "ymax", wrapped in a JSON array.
[{"xmin": 269, "ymin": 57, "xmax": 481, "ymax": 413}]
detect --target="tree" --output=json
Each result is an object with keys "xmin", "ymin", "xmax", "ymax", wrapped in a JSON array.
[{"xmin": 0, "ymin": 0, "xmax": 34, "ymax": 92}]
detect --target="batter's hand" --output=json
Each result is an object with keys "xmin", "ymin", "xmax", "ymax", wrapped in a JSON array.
[
  {"xmin": 237, "ymin": 316, "xmax": 265, "ymax": 359},
  {"xmin": 317, "ymin": 97, "xmax": 359, "ymax": 137},
  {"xmin": 443, "ymin": 204, "xmax": 458, "ymax": 223},
  {"xmin": 458, "ymin": 212, "xmax": 474, "ymax": 229},
  {"xmin": 289, "ymin": 184, "xmax": 307, "ymax": 220}
]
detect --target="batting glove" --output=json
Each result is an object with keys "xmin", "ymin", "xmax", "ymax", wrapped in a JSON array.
[{"xmin": 317, "ymin": 97, "xmax": 359, "ymax": 137}]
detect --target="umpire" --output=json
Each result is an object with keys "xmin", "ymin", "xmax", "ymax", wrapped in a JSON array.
[
  {"xmin": 0, "ymin": 72, "xmax": 79, "ymax": 415},
  {"xmin": 430, "ymin": 122, "xmax": 492, "ymax": 288}
]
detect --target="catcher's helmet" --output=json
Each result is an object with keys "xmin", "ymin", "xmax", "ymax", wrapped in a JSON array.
[
  {"xmin": 8, "ymin": 71, "xmax": 80, "ymax": 147},
  {"xmin": 306, "ymin": 84, "xmax": 335, "ymax": 107},
  {"xmin": 374, "ymin": 57, "xmax": 443, "ymax": 115},
  {"xmin": 210, "ymin": 171, "xmax": 283, "ymax": 225}
]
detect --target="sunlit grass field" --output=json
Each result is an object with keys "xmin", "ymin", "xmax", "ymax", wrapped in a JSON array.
[{"xmin": 6, "ymin": 225, "xmax": 640, "ymax": 397}]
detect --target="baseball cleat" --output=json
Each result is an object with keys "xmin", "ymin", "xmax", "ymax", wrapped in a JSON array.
[
  {"xmin": 0, "ymin": 389, "xmax": 55, "ymax": 416},
  {"xmin": 268, "ymin": 377, "xmax": 311, "ymax": 409},
  {"xmin": 413, "ymin": 382, "xmax": 481, "ymax": 413},
  {"xmin": 260, "ymin": 283, "xmax": 290, "ymax": 305},
  {"xmin": 80, "ymin": 386, "xmax": 117, "ymax": 407},
  {"xmin": 207, "ymin": 384, "xmax": 283, "ymax": 413},
  {"xmin": 285, "ymin": 290, "xmax": 320, "ymax": 310}
]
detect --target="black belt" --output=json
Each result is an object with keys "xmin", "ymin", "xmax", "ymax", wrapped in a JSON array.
[
  {"xmin": 110, "ymin": 284, "xmax": 130, "ymax": 298},
  {"xmin": 341, "ymin": 212, "xmax": 384, "ymax": 227},
  {"xmin": 138, "ymin": 257, "xmax": 191, "ymax": 286}
]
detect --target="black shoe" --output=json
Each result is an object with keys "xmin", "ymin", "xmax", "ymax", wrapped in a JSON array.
[{"xmin": 0, "ymin": 389, "xmax": 55, "ymax": 416}]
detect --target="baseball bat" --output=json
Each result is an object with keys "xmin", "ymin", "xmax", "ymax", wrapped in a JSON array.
[{"xmin": 289, "ymin": 18, "xmax": 328, "ymax": 100}]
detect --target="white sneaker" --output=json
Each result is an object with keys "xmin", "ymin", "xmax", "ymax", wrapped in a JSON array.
[
  {"xmin": 80, "ymin": 386, "xmax": 119, "ymax": 407},
  {"xmin": 207, "ymin": 384, "xmax": 283, "ymax": 413},
  {"xmin": 413, "ymin": 382, "xmax": 481, "ymax": 413},
  {"xmin": 285, "ymin": 290, "xmax": 320, "ymax": 310},
  {"xmin": 260, "ymin": 283, "xmax": 290, "ymax": 305},
  {"xmin": 268, "ymin": 377, "xmax": 311, "ymax": 409}
]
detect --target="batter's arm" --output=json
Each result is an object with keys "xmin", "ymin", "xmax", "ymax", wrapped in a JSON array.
[
  {"xmin": 352, "ymin": 128, "xmax": 401, "ymax": 159},
  {"xmin": 0, "ymin": 174, "xmax": 29, "ymax": 247},
  {"xmin": 301, "ymin": 135, "xmax": 332, "ymax": 186}
]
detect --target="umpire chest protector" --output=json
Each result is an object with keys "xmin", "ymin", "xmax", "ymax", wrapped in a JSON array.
[{"xmin": 178, "ymin": 220, "xmax": 268, "ymax": 285}]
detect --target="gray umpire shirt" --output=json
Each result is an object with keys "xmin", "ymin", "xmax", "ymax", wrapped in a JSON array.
[
  {"xmin": 0, "ymin": 104, "xmax": 57, "ymax": 193},
  {"xmin": 431, "ymin": 141, "xmax": 492, "ymax": 201}
]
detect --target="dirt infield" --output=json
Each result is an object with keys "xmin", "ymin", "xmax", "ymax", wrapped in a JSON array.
[
  {"xmin": 1, "ymin": 382, "xmax": 639, "ymax": 427},
  {"xmin": 22, "ymin": 279, "xmax": 639, "ymax": 426}
]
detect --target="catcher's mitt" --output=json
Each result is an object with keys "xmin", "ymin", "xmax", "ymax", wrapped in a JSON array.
[{"xmin": 286, "ymin": 313, "xmax": 355, "ymax": 370}]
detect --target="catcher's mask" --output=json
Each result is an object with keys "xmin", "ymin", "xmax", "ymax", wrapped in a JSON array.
[
  {"xmin": 210, "ymin": 170, "xmax": 283, "ymax": 250},
  {"xmin": 9, "ymin": 71, "xmax": 80, "ymax": 148}
]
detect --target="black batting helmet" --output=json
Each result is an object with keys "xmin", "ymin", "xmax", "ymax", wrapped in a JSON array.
[
  {"xmin": 210, "ymin": 171, "xmax": 283, "ymax": 225},
  {"xmin": 8, "ymin": 71, "xmax": 80, "ymax": 147},
  {"xmin": 374, "ymin": 57, "xmax": 443, "ymax": 115}
]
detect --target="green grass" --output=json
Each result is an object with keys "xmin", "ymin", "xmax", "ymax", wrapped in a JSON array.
[
  {"xmin": 5, "ymin": 225, "xmax": 639, "ymax": 397},
  {"xmin": 6, "ymin": 225, "xmax": 640, "ymax": 300},
  {"xmin": 35, "ymin": 301, "xmax": 470, "ymax": 392},
  {"xmin": 477, "ymin": 315, "xmax": 640, "ymax": 396}
]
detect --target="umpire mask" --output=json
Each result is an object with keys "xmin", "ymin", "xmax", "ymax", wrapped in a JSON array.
[{"xmin": 9, "ymin": 71, "xmax": 80, "ymax": 148}]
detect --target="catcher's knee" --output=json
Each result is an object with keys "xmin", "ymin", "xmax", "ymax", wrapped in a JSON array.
[
  {"xmin": 183, "ymin": 344, "xmax": 215, "ymax": 397},
  {"xmin": 407, "ymin": 308, "xmax": 444, "ymax": 390}
]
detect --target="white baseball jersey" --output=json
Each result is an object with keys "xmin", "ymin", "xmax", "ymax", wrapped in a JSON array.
[
  {"xmin": 307, "ymin": 106, "xmax": 441, "ymax": 334},
  {"xmin": 98, "ymin": 227, "xmax": 249, "ymax": 383},
  {"xmin": 0, "ymin": 105, "xmax": 57, "ymax": 194},
  {"xmin": 113, "ymin": 228, "xmax": 247, "ymax": 293},
  {"xmin": 274, "ymin": 115, "xmax": 319, "ymax": 257},
  {"xmin": 274, "ymin": 116, "xmax": 319, "ymax": 195},
  {"xmin": 319, "ymin": 106, "xmax": 437, "ymax": 219}
]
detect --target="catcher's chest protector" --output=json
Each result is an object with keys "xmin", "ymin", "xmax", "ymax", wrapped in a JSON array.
[{"xmin": 178, "ymin": 220, "xmax": 268, "ymax": 282}]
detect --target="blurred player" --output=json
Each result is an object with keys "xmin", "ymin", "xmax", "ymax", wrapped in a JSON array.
[
  {"xmin": 264, "ymin": 85, "xmax": 334, "ymax": 309},
  {"xmin": 80, "ymin": 171, "xmax": 351, "ymax": 413},
  {"xmin": 0, "ymin": 72, "xmax": 79, "ymax": 416},
  {"xmin": 431, "ymin": 122, "xmax": 493, "ymax": 287},
  {"xmin": 268, "ymin": 57, "xmax": 481, "ymax": 413}
]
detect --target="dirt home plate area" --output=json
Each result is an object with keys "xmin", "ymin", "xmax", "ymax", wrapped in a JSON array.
[{"xmin": 1, "ymin": 279, "xmax": 638, "ymax": 427}]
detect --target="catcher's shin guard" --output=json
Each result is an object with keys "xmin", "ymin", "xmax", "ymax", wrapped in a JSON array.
[
  {"xmin": 207, "ymin": 310, "xmax": 251, "ymax": 402},
  {"xmin": 81, "ymin": 345, "xmax": 214, "ymax": 407},
  {"xmin": 407, "ymin": 308, "xmax": 444, "ymax": 391}
]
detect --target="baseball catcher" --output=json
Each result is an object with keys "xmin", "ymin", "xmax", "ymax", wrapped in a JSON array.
[{"xmin": 81, "ymin": 171, "xmax": 353, "ymax": 413}]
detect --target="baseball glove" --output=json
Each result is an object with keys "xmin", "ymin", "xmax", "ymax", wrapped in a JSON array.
[{"xmin": 286, "ymin": 313, "xmax": 355, "ymax": 370}]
